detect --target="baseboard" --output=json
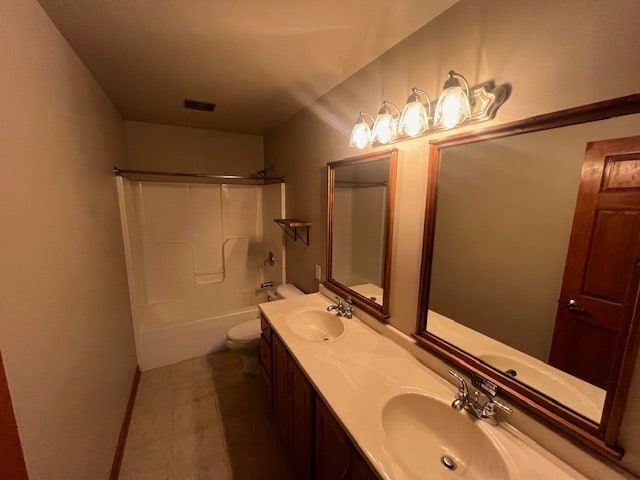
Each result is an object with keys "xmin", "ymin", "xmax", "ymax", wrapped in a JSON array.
[{"xmin": 109, "ymin": 367, "xmax": 140, "ymax": 480}]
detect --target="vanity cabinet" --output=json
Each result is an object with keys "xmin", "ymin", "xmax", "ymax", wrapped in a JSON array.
[
  {"xmin": 315, "ymin": 396, "xmax": 351, "ymax": 480},
  {"xmin": 315, "ymin": 396, "xmax": 380, "ymax": 480},
  {"xmin": 272, "ymin": 334, "xmax": 314, "ymax": 479},
  {"xmin": 259, "ymin": 314, "xmax": 273, "ymax": 410},
  {"xmin": 351, "ymin": 455, "xmax": 379, "ymax": 480},
  {"xmin": 261, "ymin": 313, "xmax": 380, "ymax": 480}
]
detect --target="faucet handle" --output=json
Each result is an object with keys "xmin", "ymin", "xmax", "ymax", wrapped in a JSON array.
[
  {"xmin": 449, "ymin": 370, "xmax": 468, "ymax": 397},
  {"xmin": 488, "ymin": 398, "xmax": 513, "ymax": 415},
  {"xmin": 334, "ymin": 296, "xmax": 344, "ymax": 306}
]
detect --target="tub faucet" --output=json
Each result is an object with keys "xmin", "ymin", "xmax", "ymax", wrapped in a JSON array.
[
  {"xmin": 327, "ymin": 296, "xmax": 354, "ymax": 319},
  {"xmin": 264, "ymin": 251, "xmax": 275, "ymax": 266},
  {"xmin": 449, "ymin": 370, "xmax": 512, "ymax": 425}
]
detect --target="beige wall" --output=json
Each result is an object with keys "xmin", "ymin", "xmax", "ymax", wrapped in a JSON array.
[
  {"xmin": 265, "ymin": 0, "xmax": 640, "ymax": 477},
  {"xmin": 0, "ymin": 1, "xmax": 137, "ymax": 478},
  {"xmin": 125, "ymin": 120, "xmax": 264, "ymax": 175}
]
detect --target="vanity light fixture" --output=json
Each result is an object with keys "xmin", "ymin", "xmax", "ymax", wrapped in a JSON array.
[
  {"xmin": 349, "ymin": 111, "xmax": 375, "ymax": 149},
  {"xmin": 399, "ymin": 88, "xmax": 431, "ymax": 137},
  {"xmin": 433, "ymin": 70, "xmax": 472, "ymax": 129},
  {"xmin": 371, "ymin": 101, "xmax": 401, "ymax": 145},
  {"xmin": 348, "ymin": 70, "xmax": 508, "ymax": 148}
]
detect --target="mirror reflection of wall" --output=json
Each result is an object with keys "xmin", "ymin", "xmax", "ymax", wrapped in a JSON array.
[
  {"xmin": 327, "ymin": 150, "xmax": 396, "ymax": 318},
  {"xmin": 332, "ymin": 159, "xmax": 389, "ymax": 304},
  {"xmin": 426, "ymin": 113, "xmax": 640, "ymax": 423}
]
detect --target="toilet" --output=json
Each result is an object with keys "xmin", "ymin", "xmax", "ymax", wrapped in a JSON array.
[{"xmin": 226, "ymin": 283, "xmax": 304, "ymax": 374}]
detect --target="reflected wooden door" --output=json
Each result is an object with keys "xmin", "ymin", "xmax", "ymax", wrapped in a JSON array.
[
  {"xmin": 1, "ymin": 351, "xmax": 29, "ymax": 479},
  {"xmin": 549, "ymin": 135, "xmax": 640, "ymax": 390}
]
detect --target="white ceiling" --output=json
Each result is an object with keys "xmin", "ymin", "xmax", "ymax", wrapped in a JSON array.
[{"xmin": 39, "ymin": 0, "xmax": 458, "ymax": 135}]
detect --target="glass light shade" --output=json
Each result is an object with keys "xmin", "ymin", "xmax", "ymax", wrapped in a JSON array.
[
  {"xmin": 372, "ymin": 112, "xmax": 396, "ymax": 144},
  {"xmin": 434, "ymin": 85, "xmax": 471, "ymax": 129},
  {"xmin": 349, "ymin": 117, "xmax": 372, "ymax": 149},
  {"xmin": 399, "ymin": 101, "xmax": 429, "ymax": 137}
]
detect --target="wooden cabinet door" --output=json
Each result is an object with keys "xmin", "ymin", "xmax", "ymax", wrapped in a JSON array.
[
  {"xmin": 550, "ymin": 135, "xmax": 640, "ymax": 389},
  {"xmin": 315, "ymin": 397, "xmax": 352, "ymax": 480},
  {"xmin": 352, "ymin": 454, "xmax": 380, "ymax": 480},
  {"xmin": 291, "ymin": 360, "xmax": 314, "ymax": 479},
  {"xmin": 1, "ymin": 351, "xmax": 28, "ymax": 480},
  {"xmin": 272, "ymin": 335, "xmax": 293, "ymax": 449}
]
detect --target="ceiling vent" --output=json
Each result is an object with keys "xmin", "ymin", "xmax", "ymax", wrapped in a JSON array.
[{"xmin": 184, "ymin": 99, "xmax": 216, "ymax": 112}]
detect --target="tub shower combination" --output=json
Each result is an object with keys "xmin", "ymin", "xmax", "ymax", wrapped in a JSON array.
[{"xmin": 115, "ymin": 168, "xmax": 288, "ymax": 370}]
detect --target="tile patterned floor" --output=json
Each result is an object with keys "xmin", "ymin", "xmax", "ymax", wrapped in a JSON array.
[{"xmin": 119, "ymin": 351, "xmax": 294, "ymax": 480}]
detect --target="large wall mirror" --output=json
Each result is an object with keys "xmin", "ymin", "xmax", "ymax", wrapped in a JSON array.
[
  {"xmin": 326, "ymin": 149, "xmax": 397, "ymax": 319},
  {"xmin": 415, "ymin": 95, "xmax": 640, "ymax": 458}
]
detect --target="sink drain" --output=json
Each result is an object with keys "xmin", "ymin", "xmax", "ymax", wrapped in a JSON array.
[
  {"xmin": 505, "ymin": 368, "xmax": 518, "ymax": 377},
  {"xmin": 441, "ymin": 455, "xmax": 457, "ymax": 471}
]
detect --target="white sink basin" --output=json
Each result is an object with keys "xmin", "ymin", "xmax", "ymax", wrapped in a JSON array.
[
  {"xmin": 381, "ymin": 393, "xmax": 510, "ymax": 480},
  {"xmin": 285, "ymin": 307, "xmax": 346, "ymax": 342},
  {"xmin": 477, "ymin": 353, "xmax": 602, "ymax": 422}
]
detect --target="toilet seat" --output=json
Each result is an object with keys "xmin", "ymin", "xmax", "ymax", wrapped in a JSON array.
[{"xmin": 227, "ymin": 318, "xmax": 261, "ymax": 343}]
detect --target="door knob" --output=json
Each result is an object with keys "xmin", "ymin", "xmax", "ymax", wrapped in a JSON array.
[{"xmin": 566, "ymin": 299, "xmax": 587, "ymax": 314}]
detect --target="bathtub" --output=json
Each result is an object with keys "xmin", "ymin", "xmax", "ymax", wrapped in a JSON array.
[{"xmin": 138, "ymin": 302, "xmax": 260, "ymax": 371}]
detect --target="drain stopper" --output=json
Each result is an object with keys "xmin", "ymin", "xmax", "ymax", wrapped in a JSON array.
[{"xmin": 441, "ymin": 455, "xmax": 457, "ymax": 471}]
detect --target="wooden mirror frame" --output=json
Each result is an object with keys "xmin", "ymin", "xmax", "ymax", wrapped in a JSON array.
[
  {"xmin": 414, "ymin": 94, "xmax": 640, "ymax": 459},
  {"xmin": 325, "ymin": 149, "xmax": 398, "ymax": 320}
]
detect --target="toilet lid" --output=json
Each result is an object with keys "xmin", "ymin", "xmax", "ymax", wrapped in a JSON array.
[{"xmin": 227, "ymin": 319, "xmax": 261, "ymax": 342}]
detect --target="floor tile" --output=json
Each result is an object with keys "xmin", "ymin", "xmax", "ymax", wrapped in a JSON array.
[
  {"xmin": 215, "ymin": 383, "xmax": 258, "ymax": 419},
  {"xmin": 173, "ymin": 394, "xmax": 219, "ymax": 435},
  {"xmin": 121, "ymin": 352, "xmax": 294, "ymax": 480},
  {"xmin": 173, "ymin": 424, "xmax": 227, "ymax": 472},
  {"xmin": 139, "ymin": 364, "xmax": 173, "ymax": 389},
  {"xmin": 133, "ymin": 384, "xmax": 173, "ymax": 417},
  {"xmin": 119, "ymin": 462, "xmax": 172, "ymax": 480},
  {"xmin": 127, "ymin": 409, "xmax": 173, "ymax": 450},
  {"xmin": 174, "ymin": 376, "xmax": 215, "ymax": 407},
  {"xmin": 207, "ymin": 350, "xmax": 241, "ymax": 371},
  {"xmin": 120, "ymin": 437, "xmax": 172, "ymax": 472},
  {"xmin": 172, "ymin": 460, "xmax": 230, "ymax": 480},
  {"xmin": 172, "ymin": 357, "xmax": 212, "ymax": 385},
  {"xmin": 220, "ymin": 407, "xmax": 267, "ymax": 451},
  {"xmin": 229, "ymin": 444, "xmax": 294, "ymax": 480},
  {"xmin": 210, "ymin": 365, "xmax": 247, "ymax": 392}
]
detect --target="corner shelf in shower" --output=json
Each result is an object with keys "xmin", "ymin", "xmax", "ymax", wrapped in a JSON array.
[{"xmin": 274, "ymin": 219, "xmax": 311, "ymax": 246}]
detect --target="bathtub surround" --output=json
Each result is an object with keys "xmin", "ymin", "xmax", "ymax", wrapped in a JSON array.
[
  {"xmin": 118, "ymin": 178, "xmax": 285, "ymax": 370},
  {"xmin": 0, "ymin": 1, "xmax": 137, "ymax": 478},
  {"xmin": 265, "ymin": 0, "xmax": 640, "ymax": 477}
]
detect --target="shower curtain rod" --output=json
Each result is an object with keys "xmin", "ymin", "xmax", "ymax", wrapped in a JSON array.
[{"xmin": 113, "ymin": 167, "xmax": 285, "ymax": 184}]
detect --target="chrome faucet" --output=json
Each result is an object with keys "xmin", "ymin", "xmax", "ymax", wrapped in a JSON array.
[
  {"xmin": 449, "ymin": 371, "xmax": 512, "ymax": 425},
  {"xmin": 327, "ymin": 296, "xmax": 354, "ymax": 319},
  {"xmin": 264, "ymin": 251, "xmax": 275, "ymax": 266}
]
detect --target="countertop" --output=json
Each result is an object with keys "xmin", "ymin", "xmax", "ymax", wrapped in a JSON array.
[{"xmin": 259, "ymin": 292, "xmax": 589, "ymax": 480}]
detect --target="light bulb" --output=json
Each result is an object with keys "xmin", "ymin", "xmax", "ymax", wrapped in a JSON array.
[
  {"xmin": 349, "ymin": 112, "xmax": 373, "ymax": 149},
  {"xmin": 434, "ymin": 71, "xmax": 472, "ymax": 129},
  {"xmin": 349, "ymin": 122, "xmax": 371, "ymax": 149},
  {"xmin": 436, "ymin": 86, "xmax": 471, "ymax": 128},
  {"xmin": 372, "ymin": 113, "xmax": 395, "ymax": 144},
  {"xmin": 400, "ymin": 101, "xmax": 428, "ymax": 136}
]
